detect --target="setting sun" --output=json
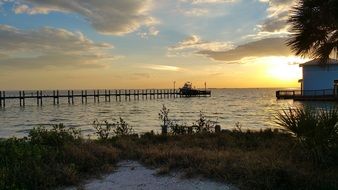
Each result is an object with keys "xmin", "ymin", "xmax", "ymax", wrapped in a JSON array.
[{"xmin": 266, "ymin": 56, "xmax": 307, "ymax": 82}]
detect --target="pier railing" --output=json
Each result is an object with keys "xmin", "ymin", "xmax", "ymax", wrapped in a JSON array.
[
  {"xmin": 0, "ymin": 89, "xmax": 211, "ymax": 107},
  {"xmin": 276, "ymin": 89, "xmax": 337, "ymax": 101}
]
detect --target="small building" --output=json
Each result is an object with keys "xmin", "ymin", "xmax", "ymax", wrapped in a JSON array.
[{"xmin": 299, "ymin": 59, "xmax": 338, "ymax": 92}]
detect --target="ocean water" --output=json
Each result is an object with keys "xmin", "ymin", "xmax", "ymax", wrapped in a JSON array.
[{"xmin": 0, "ymin": 88, "xmax": 333, "ymax": 138}]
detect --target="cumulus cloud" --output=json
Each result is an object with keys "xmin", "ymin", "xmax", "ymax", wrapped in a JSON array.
[
  {"xmin": 198, "ymin": 37, "xmax": 292, "ymax": 62},
  {"xmin": 0, "ymin": 24, "xmax": 117, "ymax": 69},
  {"xmin": 137, "ymin": 26, "xmax": 159, "ymax": 38},
  {"xmin": 11, "ymin": 0, "xmax": 156, "ymax": 35},
  {"xmin": 257, "ymin": 0, "xmax": 295, "ymax": 34},
  {"xmin": 168, "ymin": 35, "xmax": 233, "ymax": 57},
  {"xmin": 14, "ymin": 4, "xmax": 53, "ymax": 14}
]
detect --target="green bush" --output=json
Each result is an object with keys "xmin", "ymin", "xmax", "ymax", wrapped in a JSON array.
[
  {"xmin": 113, "ymin": 117, "xmax": 134, "ymax": 136},
  {"xmin": 169, "ymin": 122, "xmax": 188, "ymax": 135},
  {"xmin": 0, "ymin": 125, "xmax": 118, "ymax": 190},
  {"xmin": 276, "ymin": 106, "xmax": 338, "ymax": 165},
  {"xmin": 192, "ymin": 112, "xmax": 216, "ymax": 133},
  {"xmin": 93, "ymin": 118, "xmax": 134, "ymax": 140},
  {"xmin": 159, "ymin": 106, "xmax": 217, "ymax": 135},
  {"xmin": 29, "ymin": 124, "xmax": 81, "ymax": 147},
  {"xmin": 93, "ymin": 120, "xmax": 114, "ymax": 140}
]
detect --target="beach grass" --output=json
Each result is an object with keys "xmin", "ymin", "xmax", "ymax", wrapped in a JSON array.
[
  {"xmin": 112, "ymin": 129, "xmax": 338, "ymax": 190},
  {"xmin": 1, "ymin": 127, "xmax": 337, "ymax": 190},
  {"xmin": 1, "ymin": 106, "xmax": 338, "ymax": 189}
]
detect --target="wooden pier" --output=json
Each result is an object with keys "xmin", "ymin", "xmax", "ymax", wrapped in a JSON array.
[
  {"xmin": 276, "ymin": 89, "xmax": 338, "ymax": 101},
  {"xmin": 0, "ymin": 89, "xmax": 211, "ymax": 107}
]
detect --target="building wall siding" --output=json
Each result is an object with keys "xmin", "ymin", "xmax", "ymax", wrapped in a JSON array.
[{"xmin": 303, "ymin": 65, "xmax": 338, "ymax": 91}]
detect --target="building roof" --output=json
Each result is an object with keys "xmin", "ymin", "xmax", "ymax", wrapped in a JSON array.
[{"xmin": 300, "ymin": 59, "xmax": 338, "ymax": 67}]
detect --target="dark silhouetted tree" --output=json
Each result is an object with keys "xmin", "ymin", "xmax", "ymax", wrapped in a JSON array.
[{"xmin": 287, "ymin": 0, "xmax": 338, "ymax": 63}]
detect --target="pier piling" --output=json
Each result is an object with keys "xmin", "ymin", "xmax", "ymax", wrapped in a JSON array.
[
  {"xmin": 71, "ymin": 90, "xmax": 74, "ymax": 104},
  {"xmin": 3, "ymin": 91, "xmax": 5, "ymax": 107},
  {"xmin": 57, "ymin": 90, "xmax": 60, "ymax": 104},
  {"xmin": 53, "ymin": 91, "xmax": 56, "ymax": 105},
  {"xmin": 85, "ymin": 90, "xmax": 88, "ymax": 103},
  {"xmin": 40, "ymin": 91, "xmax": 43, "ymax": 105},
  {"xmin": 36, "ymin": 91, "xmax": 39, "ymax": 106},
  {"xmin": 0, "ymin": 91, "xmax": 2, "ymax": 107},
  {"xmin": 81, "ymin": 90, "xmax": 84, "ymax": 104},
  {"xmin": 23, "ymin": 91, "xmax": 25, "ymax": 106},
  {"xmin": 19, "ymin": 91, "xmax": 22, "ymax": 107},
  {"xmin": 68, "ymin": 90, "xmax": 71, "ymax": 104}
]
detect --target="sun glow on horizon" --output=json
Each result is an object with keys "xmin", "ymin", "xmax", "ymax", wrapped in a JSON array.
[{"xmin": 265, "ymin": 56, "xmax": 308, "ymax": 82}]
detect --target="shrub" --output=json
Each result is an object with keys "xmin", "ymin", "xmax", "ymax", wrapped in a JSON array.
[
  {"xmin": 93, "ymin": 118, "xmax": 134, "ymax": 140},
  {"xmin": 113, "ymin": 117, "xmax": 134, "ymax": 136},
  {"xmin": 159, "ymin": 106, "xmax": 217, "ymax": 135},
  {"xmin": 275, "ymin": 106, "xmax": 338, "ymax": 165},
  {"xmin": 29, "ymin": 124, "xmax": 81, "ymax": 147},
  {"xmin": 159, "ymin": 105, "xmax": 170, "ymax": 134},
  {"xmin": 193, "ymin": 112, "xmax": 216, "ymax": 133},
  {"xmin": 93, "ymin": 120, "xmax": 113, "ymax": 140},
  {"xmin": 0, "ymin": 126, "xmax": 118, "ymax": 190},
  {"xmin": 170, "ymin": 121, "xmax": 188, "ymax": 135}
]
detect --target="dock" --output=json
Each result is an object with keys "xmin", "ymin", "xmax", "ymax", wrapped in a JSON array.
[
  {"xmin": 276, "ymin": 89, "xmax": 338, "ymax": 101},
  {"xmin": 0, "ymin": 89, "xmax": 211, "ymax": 107}
]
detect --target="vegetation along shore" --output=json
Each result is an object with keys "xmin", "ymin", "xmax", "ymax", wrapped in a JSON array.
[{"xmin": 0, "ymin": 106, "xmax": 338, "ymax": 190}]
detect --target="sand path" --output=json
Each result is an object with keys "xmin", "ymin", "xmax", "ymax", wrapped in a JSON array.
[{"xmin": 67, "ymin": 160, "xmax": 235, "ymax": 190}]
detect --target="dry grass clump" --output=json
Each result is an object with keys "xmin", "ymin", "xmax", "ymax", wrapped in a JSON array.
[{"xmin": 112, "ymin": 130, "xmax": 338, "ymax": 190}]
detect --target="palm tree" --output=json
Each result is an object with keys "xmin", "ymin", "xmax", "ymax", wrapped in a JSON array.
[{"xmin": 287, "ymin": 0, "xmax": 338, "ymax": 64}]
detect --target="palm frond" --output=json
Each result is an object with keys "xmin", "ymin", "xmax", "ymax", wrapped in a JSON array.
[{"xmin": 287, "ymin": 0, "xmax": 338, "ymax": 63}]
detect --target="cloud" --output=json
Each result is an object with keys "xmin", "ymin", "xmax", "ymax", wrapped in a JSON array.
[
  {"xmin": 14, "ymin": 4, "xmax": 52, "ymax": 14},
  {"xmin": 257, "ymin": 0, "xmax": 295, "ymax": 34},
  {"xmin": 178, "ymin": 0, "xmax": 237, "ymax": 17},
  {"xmin": 0, "ymin": 24, "xmax": 117, "ymax": 69},
  {"xmin": 181, "ymin": 8, "xmax": 209, "ymax": 16},
  {"xmin": 144, "ymin": 65, "xmax": 182, "ymax": 71},
  {"xmin": 168, "ymin": 35, "xmax": 233, "ymax": 57},
  {"xmin": 11, "ymin": 0, "xmax": 156, "ymax": 35},
  {"xmin": 258, "ymin": 11, "xmax": 289, "ymax": 32},
  {"xmin": 198, "ymin": 37, "xmax": 292, "ymax": 62},
  {"xmin": 0, "ymin": 55, "xmax": 114, "ymax": 69},
  {"xmin": 137, "ymin": 26, "xmax": 159, "ymax": 38}
]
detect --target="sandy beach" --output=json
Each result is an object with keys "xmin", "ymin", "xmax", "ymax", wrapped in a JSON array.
[{"xmin": 66, "ymin": 160, "xmax": 234, "ymax": 190}]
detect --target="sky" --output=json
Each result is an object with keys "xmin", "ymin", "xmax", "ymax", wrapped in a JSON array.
[{"xmin": 0, "ymin": 0, "xmax": 308, "ymax": 90}]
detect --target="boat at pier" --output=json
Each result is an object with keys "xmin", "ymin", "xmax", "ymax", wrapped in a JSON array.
[{"xmin": 179, "ymin": 82, "xmax": 211, "ymax": 96}]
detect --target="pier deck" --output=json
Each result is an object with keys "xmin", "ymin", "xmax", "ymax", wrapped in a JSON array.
[
  {"xmin": 0, "ymin": 89, "xmax": 211, "ymax": 107},
  {"xmin": 276, "ymin": 89, "xmax": 338, "ymax": 101}
]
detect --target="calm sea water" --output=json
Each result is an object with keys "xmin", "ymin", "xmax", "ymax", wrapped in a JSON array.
[{"xmin": 0, "ymin": 88, "xmax": 335, "ymax": 138}]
